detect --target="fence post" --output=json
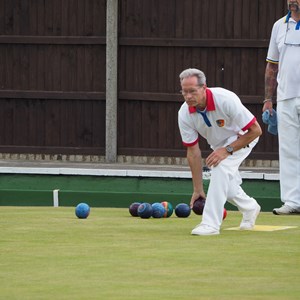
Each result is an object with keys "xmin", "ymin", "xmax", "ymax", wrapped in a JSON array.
[{"xmin": 106, "ymin": 0, "xmax": 118, "ymax": 163}]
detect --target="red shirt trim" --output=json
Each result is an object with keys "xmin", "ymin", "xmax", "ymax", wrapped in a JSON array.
[
  {"xmin": 182, "ymin": 138, "xmax": 199, "ymax": 147},
  {"xmin": 242, "ymin": 117, "xmax": 256, "ymax": 131}
]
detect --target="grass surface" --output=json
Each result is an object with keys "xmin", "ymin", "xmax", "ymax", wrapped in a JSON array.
[{"xmin": 0, "ymin": 206, "xmax": 299, "ymax": 300}]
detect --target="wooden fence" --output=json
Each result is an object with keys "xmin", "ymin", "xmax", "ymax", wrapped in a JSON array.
[{"xmin": 0, "ymin": 0, "xmax": 286, "ymax": 161}]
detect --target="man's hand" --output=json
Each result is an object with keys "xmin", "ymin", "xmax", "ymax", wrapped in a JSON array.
[
  {"xmin": 206, "ymin": 148, "xmax": 229, "ymax": 168},
  {"xmin": 190, "ymin": 191, "xmax": 206, "ymax": 208},
  {"xmin": 262, "ymin": 100, "xmax": 273, "ymax": 114}
]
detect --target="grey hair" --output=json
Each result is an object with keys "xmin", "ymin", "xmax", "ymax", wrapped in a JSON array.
[{"xmin": 179, "ymin": 68, "xmax": 206, "ymax": 86}]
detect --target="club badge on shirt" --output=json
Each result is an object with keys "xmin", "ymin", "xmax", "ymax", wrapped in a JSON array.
[{"xmin": 216, "ymin": 119, "xmax": 225, "ymax": 127}]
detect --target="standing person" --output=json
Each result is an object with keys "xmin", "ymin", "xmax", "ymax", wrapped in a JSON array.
[
  {"xmin": 263, "ymin": 0, "xmax": 300, "ymax": 215},
  {"xmin": 178, "ymin": 68, "xmax": 262, "ymax": 235}
]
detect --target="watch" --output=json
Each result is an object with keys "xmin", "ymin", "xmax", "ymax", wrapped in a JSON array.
[{"xmin": 225, "ymin": 145, "xmax": 234, "ymax": 155}]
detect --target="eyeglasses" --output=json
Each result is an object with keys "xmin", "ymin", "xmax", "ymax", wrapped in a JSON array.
[
  {"xmin": 284, "ymin": 21, "xmax": 300, "ymax": 46},
  {"xmin": 180, "ymin": 86, "xmax": 203, "ymax": 96}
]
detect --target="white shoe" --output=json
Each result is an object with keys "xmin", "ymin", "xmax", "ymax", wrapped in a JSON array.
[
  {"xmin": 240, "ymin": 203, "xmax": 261, "ymax": 230},
  {"xmin": 191, "ymin": 224, "xmax": 220, "ymax": 236},
  {"xmin": 273, "ymin": 204, "xmax": 300, "ymax": 215}
]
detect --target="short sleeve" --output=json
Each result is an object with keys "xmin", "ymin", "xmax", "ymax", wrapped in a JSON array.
[
  {"xmin": 178, "ymin": 108, "xmax": 199, "ymax": 146},
  {"xmin": 267, "ymin": 21, "xmax": 280, "ymax": 63}
]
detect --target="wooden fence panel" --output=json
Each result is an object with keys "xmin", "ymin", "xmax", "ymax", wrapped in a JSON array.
[
  {"xmin": 0, "ymin": 0, "xmax": 106, "ymax": 155},
  {"xmin": 118, "ymin": 0, "xmax": 286, "ymax": 159}
]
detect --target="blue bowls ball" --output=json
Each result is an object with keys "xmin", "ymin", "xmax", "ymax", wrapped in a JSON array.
[
  {"xmin": 137, "ymin": 202, "xmax": 153, "ymax": 219},
  {"xmin": 75, "ymin": 203, "xmax": 90, "ymax": 219},
  {"xmin": 175, "ymin": 203, "xmax": 191, "ymax": 218},
  {"xmin": 151, "ymin": 202, "xmax": 166, "ymax": 218}
]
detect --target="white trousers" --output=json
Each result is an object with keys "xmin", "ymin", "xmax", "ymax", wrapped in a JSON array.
[
  {"xmin": 201, "ymin": 139, "xmax": 259, "ymax": 230},
  {"xmin": 277, "ymin": 97, "xmax": 300, "ymax": 209}
]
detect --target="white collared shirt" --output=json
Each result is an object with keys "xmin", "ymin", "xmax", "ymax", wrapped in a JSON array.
[{"xmin": 178, "ymin": 88, "xmax": 256, "ymax": 150}]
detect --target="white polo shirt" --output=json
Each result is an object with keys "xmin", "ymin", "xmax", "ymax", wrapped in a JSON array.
[
  {"xmin": 267, "ymin": 14, "xmax": 300, "ymax": 101},
  {"xmin": 178, "ymin": 88, "xmax": 256, "ymax": 150}
]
